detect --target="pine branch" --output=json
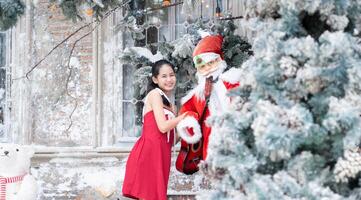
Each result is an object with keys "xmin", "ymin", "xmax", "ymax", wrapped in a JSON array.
[{"xmin": 219, "ymin": 15, "xmax": 244, "ymax": 20}]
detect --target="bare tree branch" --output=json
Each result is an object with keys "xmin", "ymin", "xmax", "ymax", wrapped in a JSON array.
[
  {"xmin": 63, "ymin": 23, "xmax": 99, "ymax": 135},
  {"xmin": 12, "ymin": 0, "xmax": 131, "ymax": 81},
  {"xmin": 25, "ymin": 22, "xmax": 96, "ymax": 80},
  {"xmin": 62, "ymin": 0, "xmax": 132, "ymax": 135}
]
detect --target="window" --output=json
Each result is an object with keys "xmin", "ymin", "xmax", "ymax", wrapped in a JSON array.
[
  {"xmin": 0, "ymin": 31, "xmax": 10, "ymax": 142},
  {"xmin": 118, "ymin": 0, "xmax": 179, "ymax": 140}
]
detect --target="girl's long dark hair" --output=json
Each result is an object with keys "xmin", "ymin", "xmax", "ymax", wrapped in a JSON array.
[{"xmin": 147, "ymin": 59, "xmax": 175, "ymax": 107}]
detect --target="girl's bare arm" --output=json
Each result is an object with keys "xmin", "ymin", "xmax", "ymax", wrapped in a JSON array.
[{"xmin": 148, "ymin": 90, "xmax": 186, "ymax": 133}]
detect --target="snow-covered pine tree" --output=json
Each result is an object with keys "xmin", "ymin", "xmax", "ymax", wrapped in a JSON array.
[
  {"xmin": 49, "ymin": 0, "xmax": 121, "ymax": 21},
  {"xmin": 201, "ymin": 1, "xmax": 361, "ymax": 199},
  {"xmin": 0, "ymin": 0, "xmax": 25, "ymax": 31}
]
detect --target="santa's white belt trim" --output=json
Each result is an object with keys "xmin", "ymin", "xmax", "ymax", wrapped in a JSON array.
[{"xmin": 0, "ymin": 173, "xmax": 27, "ymax": 200}]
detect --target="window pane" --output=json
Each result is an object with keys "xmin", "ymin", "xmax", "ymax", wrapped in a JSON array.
[
  {"xmin": 175, "ymin": 24, "xmax": 186, "ymax": 39},
  {"xmin": 122, "ymin": 64, "xmax": 142, "ymax": 137},
  {"xmin": 175, "ymin": 0, "xmax": 186, "ymax": 24},
  {"xmin": 146, "ymin": 26, "xmax": 159, "ymax": 44},
  {"xmin": 226, "ymin": 0, "xmax": 240, "ymax": 16},
  {"xmin": 159, "ymin": 25, "xmax": 171, "ymax": 42},
  {"xmin": 145, "ymin": 0, "xmax": 168, "ymax": 26},
  {"xmin": 146, "ymin": 26, "xmax": 159, "ymax": 53},
  {"xmin": 202, "ymin": 0, "xmax": 215, "ymax": 20},
  {"xmin": 120, "ymin": 1, "xmax": 164, "ymax": 139},
  {"xmin": 0, "ymin": 32, "xmax": 6, "ymax": 138}
]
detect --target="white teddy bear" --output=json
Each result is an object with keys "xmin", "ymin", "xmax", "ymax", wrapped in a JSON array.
[{"xmin": 0, "ymin": 143, "xmax": 38, "ymax": 200}]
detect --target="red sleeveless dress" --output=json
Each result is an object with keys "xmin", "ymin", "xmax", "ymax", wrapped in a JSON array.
[{"xmin": 122, "ymin": 109, "xmax": 175, "ymax": 200}]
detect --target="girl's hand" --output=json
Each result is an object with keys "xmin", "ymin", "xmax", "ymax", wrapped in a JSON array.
[
  {"xmin": 180, "ymin": 112, "xmax": 188, "ymax": 120},
  {"xmin": 175, "ymin": 112, "xmax": 187, "ymax": 123},
  {"xmin": 172, "ymin": 104, "xmax": 177, "ymax": 114}
]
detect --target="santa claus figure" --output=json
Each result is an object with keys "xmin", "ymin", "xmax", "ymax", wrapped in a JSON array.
[{"xmin": 176, "ymin": 35, "xmax": 242, "ymax": 174}]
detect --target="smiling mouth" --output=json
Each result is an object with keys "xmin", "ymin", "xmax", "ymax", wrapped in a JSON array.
[{"xmin": 0, "ymin": 155, "xmax": 9, "ymax": 157}]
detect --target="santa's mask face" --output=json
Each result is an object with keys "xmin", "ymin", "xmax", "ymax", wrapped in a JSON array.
[{"xmin": 197, "ymin": 57, "xmax": 222, "ymax": 77}]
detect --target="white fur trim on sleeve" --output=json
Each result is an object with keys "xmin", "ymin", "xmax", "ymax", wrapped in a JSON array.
[
  {"xmin": 220, "ymin": 67, "xmax": 242, "ymax": 84},
  {"xmin": 177, "ymin": 116, "xmax": 202, "ymax": 144},
  {"xmin": 180, "ymin": 85, "xmax": 205, "ymax": 105}
]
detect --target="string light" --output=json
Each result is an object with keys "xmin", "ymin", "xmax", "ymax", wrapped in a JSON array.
[
  {"xmin": 49, "ymin": 3, "xmax": 57, "ymax": 12},
  {"xmin": 81, "ymin": 3, "xmax": 94, "ymax": 17},
  {"xmin": 162, "ymin": 0, "xmax": 171, "ymax": 6},
  {"xmin": 85, "ymin": 8, "xmax": 94, "ymax": 16}
]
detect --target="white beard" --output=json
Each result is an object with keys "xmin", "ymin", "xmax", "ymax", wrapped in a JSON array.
[
  {"xmin": 194, "ymin": 61, "xmax": 230, "ymax": 115},
  {"xmin": 181, "ymin": 62, "xmax": 243, "ymax": 115}
]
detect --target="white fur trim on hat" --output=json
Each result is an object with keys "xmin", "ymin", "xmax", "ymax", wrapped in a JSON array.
[
  {"xmin": 193, "ymin": 52, "xmax": 220, "ymax": 66},
  {"xmin": 197, "ymin": 30, "xmax": 211, "ymax": 38},
  {"xmin": 177, "ymin": 116, "xmax": 202, "ymax": 144}
]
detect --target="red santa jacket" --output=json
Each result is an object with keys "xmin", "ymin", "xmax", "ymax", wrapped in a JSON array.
[{"xmin": 177, "ymin": 68, "xmax": 242, "ymax": 160}]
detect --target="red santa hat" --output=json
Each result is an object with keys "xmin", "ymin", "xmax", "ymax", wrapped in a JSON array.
[{"xmin": 193, "ymin": 35, "xmax": 224, "ymax": 68}]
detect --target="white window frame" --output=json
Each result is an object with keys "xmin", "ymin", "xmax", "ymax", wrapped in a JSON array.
[{"xmin": 0, "ymin": 30, "xmax": 11, "ymax": 142}]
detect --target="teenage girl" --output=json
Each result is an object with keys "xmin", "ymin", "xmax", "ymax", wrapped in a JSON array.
[{"xmin": 122, "ymin": 60, "xmax": 186, "ymax": 200}]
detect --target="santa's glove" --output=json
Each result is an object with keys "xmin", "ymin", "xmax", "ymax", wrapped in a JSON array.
[{"xmin": 177, "ymin": 112, "xmax": 202, "ymax": 144}]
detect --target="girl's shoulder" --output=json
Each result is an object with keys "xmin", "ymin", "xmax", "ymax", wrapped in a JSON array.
[
  {"xmin": 147, "ymin": 89, "xmax": 163, "ymax": 102},
  {"xmin": 148, "ymin": 88, "xmax": 161, "ymax": 97}
]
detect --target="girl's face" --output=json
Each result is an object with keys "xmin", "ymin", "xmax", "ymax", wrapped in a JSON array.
[{"xmin": 152, "ymin": 64, "xmax": 176, "ymax": 93}]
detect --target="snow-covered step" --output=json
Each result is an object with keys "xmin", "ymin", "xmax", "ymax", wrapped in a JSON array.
[{"xmin": 31, "ymin": 154, "xmax": 209, "ymax": 199}]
